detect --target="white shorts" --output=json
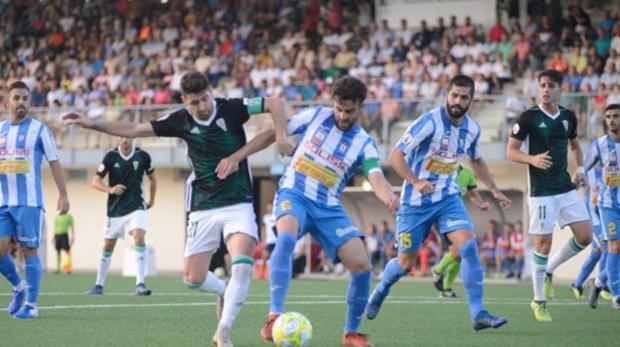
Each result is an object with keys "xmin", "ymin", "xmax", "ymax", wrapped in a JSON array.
[
  {"xmin": 104, "ymin": 210, "xmax": 148, "ymax": 239},
  {"xmin": 527, "ymin": 190, "xmax": 590, "ymax": 235},
  {"xmin": 185, "ymin": 203, "xmax": 258, "ymax": 258}
]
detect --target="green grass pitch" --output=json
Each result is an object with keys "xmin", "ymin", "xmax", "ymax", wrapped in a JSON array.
[{"xmin": 1, "ymin": 274, "xmax": 617, "ymax": 346}]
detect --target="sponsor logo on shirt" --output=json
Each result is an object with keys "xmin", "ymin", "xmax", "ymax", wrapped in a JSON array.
[
  {"xmin": 303, "ymin": 141, "xmax": 347, "ymax": 170},
  {"xmin": 0, "ymin": 148, "xmax": 31, "ymax": 173}
]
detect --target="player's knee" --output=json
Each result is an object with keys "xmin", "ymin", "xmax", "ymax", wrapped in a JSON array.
[
  {"xmin": 183, "ymin": 273, "xmax": 205, "ymax": 289},
  {"xmin": 22, "ymin": 247, "xmax": 37, "ymax": 257},
  {"xmin": 459, "ymin": 239, "xmax": 477, "ymax": 258},
  {"xmin": 575, "ymin": 234, "xmax": 592, "ymax": 247},
  {"xmin": 397, "ymin": 255, "xmax": 415, "ymax": 272},
  {"xmin": 608, "ymin": 240, "xmax": 620, "ymax": 253}
]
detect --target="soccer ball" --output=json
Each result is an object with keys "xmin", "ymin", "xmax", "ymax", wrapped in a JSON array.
[{"xmin": 272, "ymin": 312, "xmax": 312, "ymax": 347}]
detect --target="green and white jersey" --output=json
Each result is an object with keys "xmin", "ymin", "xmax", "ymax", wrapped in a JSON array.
[
  {"xmin": 511, "ymin": 104, "xmax": 578, "ymax": 197},
  {"xmin": 151, "ymin": 97, "xmax": 264, "ymax": 211},
  {"xmin": 96, "ymin": 147, "xmax": 154, "ymax": 217}
]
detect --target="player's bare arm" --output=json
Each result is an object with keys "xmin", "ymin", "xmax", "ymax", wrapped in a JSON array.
[
  {"xmin": 469, "ymin": 157, "xmax": 511, "ymax": 210},
  {"xmin": 49, "ymin": 160, "xmax": 70, "ymax": 213},
  {"xmin": 91, "ymin": 174, "xmax": 125, "ymax": 195},
  {"xmin": 215, "ymin": 127, "xmax": 276, "ymax": 180},
  {"xmin": 506, "ymin": 137, "xmax": 553, "ymax": 170},
  {"xmin": 62, "ymin": 111, "xmax": 156, "ymax": 138},
  {"xmin": 389, "ymin": 147, "xmax": 433, "ymax": 195},
  {"xmin": 367, "ymin": 171, "xmax": 400, "ymax": 213},
  {"xmin": 146, "ymin": 172, "xmax": 157, "ymax": 209},
  {"xmin": 262, "ymin": 97, "xmax": 295, "ymax": 156},
  {"xmin": 568, "ymin": 137, "xmax": 587, "ymax": 189},
  {"xmin": 467, "ymin": 188, "xmax": 490, "ymax": 211}
]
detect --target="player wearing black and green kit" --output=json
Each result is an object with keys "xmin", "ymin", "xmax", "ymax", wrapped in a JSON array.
[
  {"xmin": 432, "ymin": 165, "xmax": 490, "ymax": 298},
  {"xmin": 63, "ymin": 71, "xmax": 292, "ymax": 347},
  {"xmin": 85, "ymin": 137, "xmax": 157, "ymax": 296},
  {"xmin": 507, "ymin": 69, "xmax": 592, "ymax": 322}
]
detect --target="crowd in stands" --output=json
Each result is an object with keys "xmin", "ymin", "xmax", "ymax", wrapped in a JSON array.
[{"xmin": 0, "ymin": 1, "xmax": 619, "ymax": 144}]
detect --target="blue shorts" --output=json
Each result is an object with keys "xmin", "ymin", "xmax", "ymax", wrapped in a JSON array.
[
  {"xmin": 0, "ymin": 206, "xmax": 44, "ymax": 248},
  {"xmin": 600, "ymin": 207, "xmax": 620, "ymax": 241},
  {"xmin": 396, "ymin": 195, "xmax": 473, "ymax": 252},
  {"xmin": 274, "ymin": 189, "xmax": 363, "ymax": 261}
]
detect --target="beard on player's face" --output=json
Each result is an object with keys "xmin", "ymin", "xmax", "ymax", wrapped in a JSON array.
[{"xmin": 446, "ymin": 101, "xmax": 469, "ymax": 118}]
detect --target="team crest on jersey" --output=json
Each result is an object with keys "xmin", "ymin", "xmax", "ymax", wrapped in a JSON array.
[
  {"xmin": 280, "ymin": 200, "xmax": 292, "ymax": 211},
  {"xmin": 335, "ymin": 141, "xmax": 350, "ymax": 156},
  {"xmin": 311, "ymin": 127, "xmax": 328, "ymax": 145},
  {"xmin": 133, "ymin": 161, "xmax": 139, "ymax": 170},
  {"xmin": 216, "ymin": 118, "xmax": 227, "ymax": 132},
  {"xmin": 458, "ymin": 138, "xmax": 466, "ymax": 149},
  {"xmin": 440, "ymin": 136, "xmax": 450, "ymax": 151},
  {"xmin": 562, "ymin": 120, "xmax": 569, "ymax": 132},
  {"xmin": 402, "ymin": 133, "xmax": 413, "ymax": 145}
]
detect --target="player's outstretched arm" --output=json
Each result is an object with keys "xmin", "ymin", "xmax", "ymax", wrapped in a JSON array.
[
  {"xmin": 469, "ymin": 157, "xmax": 511, "ymax": 210},
  {"xmin": 263, "ymin": 97, "xmax": 295, "ymax": 156},
  {"xmin": 368, "ymin": 171, "xmax": 400, "ymax": 213},
  {"xmin": 62, "ymin": 111, "xmax": 156, "ymax": 138},
  {"xmin": 146, "ymin": 173, "xmax": 157, "ymax": 209},
  {"xmin": 215, "ymin": 127, "xmax": 276, "ymax": 180},
  {"xmin": 389, "ymin": 147, "xmax": 433, "ymax": 195},
  {"xmin": 49, "ymin": 160, "xmax": 69, "ymax": 214}
]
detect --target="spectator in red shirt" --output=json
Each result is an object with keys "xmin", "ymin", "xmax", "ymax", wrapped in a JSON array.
[
  {"xmin": 489, "ymin": 17, "xmax": 508, "ymax": 43},
  {"xmin": 547, "ymin": 49, "xmax": 568, "ymax": 72}
]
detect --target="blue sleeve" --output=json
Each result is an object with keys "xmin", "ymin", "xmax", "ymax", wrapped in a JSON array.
[{"xmin": 395, "ymin": 115, "xmax": 435, "ymax": 154}]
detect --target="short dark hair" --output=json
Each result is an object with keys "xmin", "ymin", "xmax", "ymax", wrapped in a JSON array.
[
  {"xmin": 180, "ymin": 71, "xmax": 210, "ymax": 95},
  {"xmin": 8, "ymin": 81, "xmax": 30, "ymax": 93},
  {"xmin": 604, "ymin": 103, "xmax": 620, "ymax": 113},
  {"xmin": 448, "ymin": 74, "xmax": 475, "ymax": 97},
  {"xmin": 331, "ymin": 75, "xmax": 367, "ymax": 104},
  {"xmin": 536, "ymin": 69, "xmax": 563, "ymax": 85}
]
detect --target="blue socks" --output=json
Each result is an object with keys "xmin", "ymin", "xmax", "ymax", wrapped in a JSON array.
[
  {"xmin": 0, "ymin": 254, "xmax": 21, "ymax": 287},
  {"xmin": 269, "ymin": 232, "xmax": 297, "ymax": 314},
  {"xmin": 24, "ymin": 255, "xmax": 42, "ymax": 306},
  {"xmin": 375, "ymin": 258, "xmax": 406, "ymax": 298},
  {"xmin": 574, "ymin": 249, "xmax": 601, "ymax": 288},
  {"xmin": 598, "ymin": 246, "xmax": 609, "ymax": 287},
  {"xmin": 607, "ymin": 253, "xmax": 620, "ymax": 297},
  {"xmin": 460, "ymin": 239, "xmax": 484, "ymax": 320},
  {"xmin": 345, "ymin": 271, "xmax": 371, "ymax": 333}
]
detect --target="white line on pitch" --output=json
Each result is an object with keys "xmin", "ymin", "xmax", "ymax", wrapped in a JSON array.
[{"xmin": 0, "ymin": 299, "xmax": 589, "ymax": 312}]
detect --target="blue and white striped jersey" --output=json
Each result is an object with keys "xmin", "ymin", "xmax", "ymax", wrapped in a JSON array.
[
  {"xmin": 584, "ymin": 166, "xmax": 603, "ymax": 226},
  {"xmin": 395, "ymin": 106, "xmax": 481, "ymax": 206},
  {"xmin": 0, "ymin": 117, "xmax": 58, "ymax": 209},
  {"xmin": 279, "ymin": 107, "xmax": 382, "ymax": 206},
  {"xmin": 585, "ymin": 135, "xmax": 620, "ymax": 209}
]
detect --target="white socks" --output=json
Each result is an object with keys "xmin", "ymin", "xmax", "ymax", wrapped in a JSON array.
[
  {"xmin": 219, "ymin": 256, "xmax": 254, "ymax": 330},
  {"xmin": 532, "ymin": 251, "xmax": 548, "ymax": 301},
  {"xmin": 135, "ymin": 246, "xmax": 147, "ymax": 285},
  {"xmin": 95, "ymin": 251, "xmax": 113, "ymax": 287},
  {"xmin": 547, "ymin": 237, "xmax": 586, "ymax": 274}
]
